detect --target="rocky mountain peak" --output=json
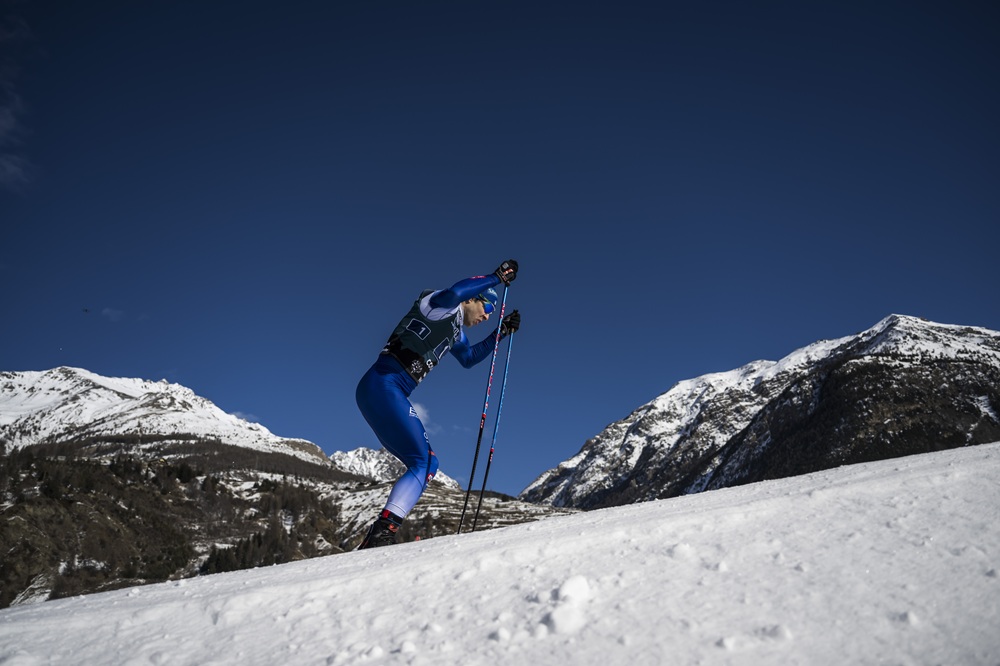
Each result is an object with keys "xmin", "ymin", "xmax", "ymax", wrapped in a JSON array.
[
  {"xmin": 0, "ymin": 366, "xmax": 327, "ymax": 464},
  {"xmin": 520, "ymin": 315, "xmax": 1000, "ymax": 509}
]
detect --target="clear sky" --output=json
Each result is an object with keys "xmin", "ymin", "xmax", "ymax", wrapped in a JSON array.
[{"xmin": 2, "ymin": 2, "xmax": 998, "ymax": 496}]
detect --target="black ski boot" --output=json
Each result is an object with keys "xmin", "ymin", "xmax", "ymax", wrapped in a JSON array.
[{"xmin": 356, "ymin": 510, "xmax": 402, "ymax": 550}]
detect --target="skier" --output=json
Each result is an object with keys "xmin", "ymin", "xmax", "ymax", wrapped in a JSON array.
[{"xmin": 355, "ymin": 260, "xmax": 521, "ymax": 549}]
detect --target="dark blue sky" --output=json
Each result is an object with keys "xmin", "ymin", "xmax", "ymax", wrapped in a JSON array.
[{"xmin": 2, "ymin": 1, "xmax": 998, "ymax": 495}]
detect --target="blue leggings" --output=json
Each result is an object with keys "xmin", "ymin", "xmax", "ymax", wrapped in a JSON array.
[{"xmin": 356, "ymin": 357, "xmax": 439, "ymax": 518}]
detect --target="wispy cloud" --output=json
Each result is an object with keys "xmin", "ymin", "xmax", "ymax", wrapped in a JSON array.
[
  {"xmin": 232, "ymin": 411, "xmax": 261, "ymax": 423},
  {"xmin": 411, "ymin": 401, "xmax": 442, "ymax": 435},
  {"xmin": 0, "ymin": 152, "xmax": 28, "ymax": 189},
  {"xmin": 102, "ymin": 308, "xmax": 125, "ymax": 322},
  {"xmin": 0, "ymin": 13, "xmax": 32, "ymax": 190}
]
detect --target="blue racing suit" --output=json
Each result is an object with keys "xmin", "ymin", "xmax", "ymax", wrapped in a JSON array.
[{"xmin": 356, "ymin": 274, "xmax": 503, "ymax": 518}]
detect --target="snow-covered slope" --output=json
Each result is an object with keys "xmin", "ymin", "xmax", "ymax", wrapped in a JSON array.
[
  {"xmin": 2, "ymin": 442, "xmax": 998, "ymax": 665},
  {"xmin": 848, "ymin": 313, "xmax": 1000, "ymax": 360},
  {"xmin": 522, "ymin": 315, "xmax": 1000, "ymax": 508},
  {"xmin": 0, "ymin": 367, "xmax": 328, "ymax": 464}
]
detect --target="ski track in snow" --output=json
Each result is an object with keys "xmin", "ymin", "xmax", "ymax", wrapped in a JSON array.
[{"xmin": 2, "ymin": 443, "xmax": 999, "ymax": 666}]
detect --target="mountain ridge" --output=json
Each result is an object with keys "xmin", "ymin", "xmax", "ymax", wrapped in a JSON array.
[
  {"xmin": 0, "ymin": 366, "xmax": 328, "ymax": 465},
  {"xmin": 520, "ymin": 314, "xmax": 1000, "ymax": 508}
]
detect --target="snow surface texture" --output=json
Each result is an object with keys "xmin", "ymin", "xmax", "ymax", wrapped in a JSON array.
[{"xmin": 2, "ymin": 443, "xmax": 998, "ymax": 665}]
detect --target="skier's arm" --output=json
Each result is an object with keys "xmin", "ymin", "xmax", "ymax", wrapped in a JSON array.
[
  {"xmin": 450, "ymin": 330, "xmax": 498, "ymax": 368},
  {"xmin": 429, "ymin": 275, "xmax": 501, "ymax": 309},
  {"xmin": 429, "ymin": 260, "xmax": 518, "ymax": 309},
  {"xmin": 467, "ymin": 309, "xmax": 521, "ymax": 350}
]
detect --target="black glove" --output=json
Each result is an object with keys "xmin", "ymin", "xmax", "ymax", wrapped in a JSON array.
[
  {"xmin": 494, "ymin": 259, "xmax": 519, "ymax": 285},
  {"xmin": 500, "ymin": 309, "xmax": 520, "ymax": 338}
]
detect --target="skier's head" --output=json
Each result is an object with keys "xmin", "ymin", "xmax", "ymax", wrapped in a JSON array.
[{"xmin": 463, "ymin": 288, "xmax": 497, "ymax": 326}]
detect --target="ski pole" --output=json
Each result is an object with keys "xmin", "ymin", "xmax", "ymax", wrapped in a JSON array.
[
  {"xmin": 471, "ymin": 330, "xmax": 514, "ymax": 532},
  {"xmin": 458, "ymin": 284, "xmax": 509, "ymax": 534}
]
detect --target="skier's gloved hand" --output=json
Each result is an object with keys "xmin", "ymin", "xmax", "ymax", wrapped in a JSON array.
[
  {"xmin": 494, "ymin": 259, "xmax": 519, "ymax": 285},
  {"xmin": 500, "ymin": 309, "xmax": 520, "ymax": 338}
]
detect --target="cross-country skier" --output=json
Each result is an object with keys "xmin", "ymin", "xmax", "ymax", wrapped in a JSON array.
[{"xmin": 355, "ymin": 260, "xmax": 521, "ymax": 549}]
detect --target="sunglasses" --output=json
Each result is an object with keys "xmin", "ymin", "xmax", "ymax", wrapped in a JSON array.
[{"xmin": 476, "ymin": 296, "xmax": 495, "ymax": 315}]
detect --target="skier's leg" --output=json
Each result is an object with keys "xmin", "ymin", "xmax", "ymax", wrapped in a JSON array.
[
  {"xmin": 356, "ymin": 367, "xmax": 440, "ymax": 518},
  {"xmin": 383, "ymin": 436, "xmax": 438, "ymax": 518}
]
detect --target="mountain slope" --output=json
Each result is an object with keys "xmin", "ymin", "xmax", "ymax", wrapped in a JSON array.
[
  {"xmin": 0, "ymin": 368, "xmax": 571, "ymax": 608},
  {"xmin": 522, "ymin": 315, "xmax": 1000, "ymax": 509},
  {"xmin": 0, "ymin": 367, "xmax": 327, "ymax": 464},
  {"xmin": 3, "ymin": 442, "xmax": 998, "ymax": 665},
  {"xmin": 332, "ymin": 446, "xmax": 461, "ymax": 489}
]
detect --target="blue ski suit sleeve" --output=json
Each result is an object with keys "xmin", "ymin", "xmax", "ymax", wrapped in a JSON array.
[
  {"xmin": 429, "ymin": 274, "xmax": 503, "ymax": 369},
  {"xmin": 428, "ymin": 275, "xmax": 501, "ymax": 309},
  {"xmin": 450, "ymin": 330, "xmax": 499, "ymax": 368}
]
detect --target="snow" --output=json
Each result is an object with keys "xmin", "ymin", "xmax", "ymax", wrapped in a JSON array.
[
  {"xmin": 976, "ymin": 396, "xmax": 999, "ymax": 423},
  {"xmin": 3, "ymin": 443, "xmax": 999, "ymax": 665},
  {"xmin": 521, "ymin": 314, "xmax": 1000, "ymax": 507},
  {"xmin": 858, "ymin": 315, "xmax": 1000, "ymax": 363},
  {"xmin": 0, "ymin": 367, "xmax": 327, "ymax": 464},
  {"xmin": 332, "ymin": 446, "xmax": 461, "ymax": 490}
]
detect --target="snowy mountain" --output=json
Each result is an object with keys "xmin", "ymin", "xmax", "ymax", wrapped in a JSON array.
[
  {"xmin": 332, "ymin": 446, "xmax": 461, "ymax": 490},
  {"xmin": 4, "ymin": 313, "xmax": 998, "ymax": 611},
  {"xmin": 522, "ymin": 315, "xmax": 1000, "ymax": 509},
  {"xmin": 0, "ymin": 367, "xmax": 328, "ymax": 465},
  {"xmin": 3, "ymin": 441, "xmax": 998, "ymax": 665},
  {"xmin": 0, "ymin": 367, "xmax": 458, "ymax": 490},
  {"xmin": 0, "ymin": 367, "xmax": 570, "ymax": 608}
]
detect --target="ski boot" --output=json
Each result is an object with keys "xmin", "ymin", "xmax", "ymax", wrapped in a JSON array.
[{"xmin": 356, "ymin": 510, "xmax": 402, "ymax": 550}]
